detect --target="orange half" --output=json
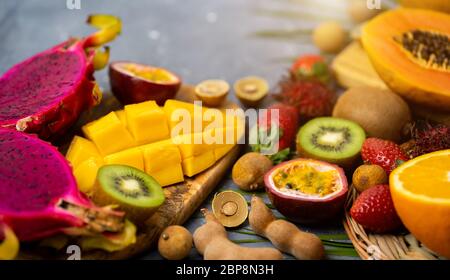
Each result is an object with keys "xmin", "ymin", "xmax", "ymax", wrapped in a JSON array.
[{"xmin": 390, "ymin": 150, "xmax": 450, "ymax": 258}]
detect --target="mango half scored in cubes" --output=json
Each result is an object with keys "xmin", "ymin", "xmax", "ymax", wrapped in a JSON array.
[
  {"xmin": 68, "ymin": 99, "xmax": 242, "ymax": 192},
  {"xmin": 125, "ymin": 101, "xmax": 169, "ymax": 145},
  {"xmin": 141, "ymin": 140, "xmax": 184, "ymax": 186},
  {"xmin": 82, "ymin": 111, "xmax": 135, "ymax": 156}
]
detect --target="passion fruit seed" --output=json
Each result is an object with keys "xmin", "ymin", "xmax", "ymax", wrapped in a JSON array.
[
  {"xmin": 395, "ymin": 30, "xmax": 449, "ymax": 71},
  {"xmin": 272, "ymin": 164, "xmax": 339, "ymax": 197}
]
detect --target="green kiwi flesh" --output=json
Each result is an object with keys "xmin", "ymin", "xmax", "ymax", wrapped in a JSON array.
[
  {"xmin": 93, "ymin": 164, "xmax": 165, "ymax": 225},
  {"xmin": 296, "ymin": 117, "xmax": 365, "ymax": 166}
]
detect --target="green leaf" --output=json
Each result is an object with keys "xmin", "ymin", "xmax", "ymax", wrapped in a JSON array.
[{"xmin": 268, "ymin": 148, "xmax": 291, "ymax": 164}]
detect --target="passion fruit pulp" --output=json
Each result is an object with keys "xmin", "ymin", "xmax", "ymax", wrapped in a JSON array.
[
  {"xmin": 264, "ymin": 158, "xmax": 348, "ymax": 223},
  {"xmin": 109, "ymin": 61, "xmax": 182, "ymax": 105}
]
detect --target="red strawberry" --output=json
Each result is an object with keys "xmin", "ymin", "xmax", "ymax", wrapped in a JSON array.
[
  {"xmin": 290, "ymin": 54, "xmax": 330, "ymax": 83},
  {"xmin": 251, "ymin": 103, "xmax": 299, "ymax": 159},
  {"xmin": 361, "ymin": 138, "xmax": 409, "ymax": 174},
  {"xmin": 350, "ymin": 185, "xmax": 403, "ymax": 233}
]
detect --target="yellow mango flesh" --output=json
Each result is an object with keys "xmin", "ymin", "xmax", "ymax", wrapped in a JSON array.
[
  {"xmin": 214, "ymin": 144, "xmax": 235, "ymax": 161},
  {"xmin": 141, "ymin": 139, "xmax": 181, "ymax": 172},
  {"xmin": 148, "ymin": 164, "xmax": 184, "ymax": 186},
  {"xmin": 182, "ymin": 150, "xmax": 215, "ymax": 177},
  {"xmin": 74, "ymin": 157, "xmax": 104, "ymax": 193},
  {"xmin": 66, "ymin": 136, "xmax": 101, "ymax": 168},
  {"xmin": 163, "ymin": 99, "xmax": 223, "ymax": 134},
  {"xmin": 172, "ymin": 132, "xmax": 214, "ymax": 159},
  {"xmin": 82, "ymin": 112, "xmax": 135, "ymax": 156},
  {"xmin": 115, "ymin": 110, "xmax": 127, "ymax": 126},
  {"xmin": 125, "ymin": 101, "xmax": 169, "ymax": 145},
  {"xmin": 75, "ymin": 99, "xmax": 239, "ymax": 188},
  {"xmin": 103, "ymin": 148, "xmax": 144, "ymax": 171}
]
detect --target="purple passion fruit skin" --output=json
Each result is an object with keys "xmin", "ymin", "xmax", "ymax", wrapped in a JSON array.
[
  {"xmin": 264, "ymin": 158, "xmax": 348, "ymax": 223},
  {"xmin": 109, "ymin": 61, "xmax": 182, "ymax": 105}
]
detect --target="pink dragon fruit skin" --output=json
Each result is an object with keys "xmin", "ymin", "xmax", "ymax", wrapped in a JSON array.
[
  {"xmin": 0, "ymin": 14, "xmax": 121, "ymax": 140},
  {"xmin": 0, "ymin": 128, "xmax": 124, "ymax": 241},
  {"xmin": 0, "ymin": 39, "xmax": 99, "ymax": 140}
]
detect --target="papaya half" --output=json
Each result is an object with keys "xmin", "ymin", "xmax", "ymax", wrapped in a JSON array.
[
  {"xmin": 362, "ymin": 8, "xmax": 450, "ymax": 111},
  {"xmin": 399, "ymin": 0, "xmax": 450, "ymax": 13}
]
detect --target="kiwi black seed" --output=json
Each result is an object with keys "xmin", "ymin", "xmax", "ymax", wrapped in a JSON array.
[
  {"xmin": 92, "ymin": 164, "xmax": 165, "ymax": 226},
  {"xmin": 296, "ymin": 117, "xmax": 366, "ymax": 167}
]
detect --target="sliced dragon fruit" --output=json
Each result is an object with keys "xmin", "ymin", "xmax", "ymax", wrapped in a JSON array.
[
  {"xmin": 0, "ymin": 14, "xmax": 121, "ymax": 139},
  {"xmin": 0, "ymin": 128, "xmax": 125, "ymax": 242}
]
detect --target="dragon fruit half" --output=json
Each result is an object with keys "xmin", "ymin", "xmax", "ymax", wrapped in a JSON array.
[
  {"xmin": 0, "ymin": 14, "xmax": 121, "ymax": 139},
  {"xmin": 0, "ymin": 128, "xmax": 125, "ymax": 242}
]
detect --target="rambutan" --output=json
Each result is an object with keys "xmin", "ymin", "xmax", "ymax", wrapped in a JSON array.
[
  {"xmin": 273, "ymin": 77, "xmax": 336, "ymax": 120},
  {"xmin": 405, "ymin": 121, "xmax": 450, "ymax": 158}
]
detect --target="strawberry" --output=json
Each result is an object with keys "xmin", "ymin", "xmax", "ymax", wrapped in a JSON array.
[
  {"xmin": 350, "ymin": 184, "xmax": 403, "ymax": 233},
  {"xmin": 290, "ymin": 54, "xmax": 330, "ymax": 84},
  {"xmin": 251, "ymin": 103, "xmax": 299, "ymax": 162},
  {"xmin": 361, "ymin": 138, "xmax": 409, "ymax": 174}
]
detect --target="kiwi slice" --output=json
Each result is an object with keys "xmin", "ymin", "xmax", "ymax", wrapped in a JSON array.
[
  {"xmin": 296, "ymin": 117, "xmax": 366, "ymax": 166},
  {"xmin": 92, "ymin": 165, "xmax": 165, "ymax": 226}
]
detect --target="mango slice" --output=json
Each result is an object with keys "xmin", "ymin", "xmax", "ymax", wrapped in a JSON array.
[
  {"xmin": 125, "ymin": 101, "xmax": 169, "ymax": 145},
  {"xmin": 214, "ymin": 144, "xmax": 235, "ymax": 161},
  {"xmin": 74, "ymin": 157, "xmax": 104, "ymax": 193},
  {"xmin": 141, "ymin": 140, "xmax": 181, "ymax": 173},
  {"xmin": 182, "ymin": 150, "xmax": 215, "ymax": 177},
  {"xmin": 115, "ymin": 110, "xmax": 127, "ymax": 126},
  {"xmin": 173, "ymin": 132, "xmax": 215, "ymax": 159},
  {"xmin": 149, "ymin": 164, "xmax": 185, "ymax": 186},
  {"xmin": 66, "ymin": 136, "xmax": 101, "ymax": 168},
  {"xmin": 104, "ymin": 148, "xmax": 144, "ymax": 171},
  {"xmin": 163, "ymin": 99, "xmax": 223, "ymax": 134},
  {"xmin": 83, "ymin": 112, "xmax": 135, "ymax": 156}
]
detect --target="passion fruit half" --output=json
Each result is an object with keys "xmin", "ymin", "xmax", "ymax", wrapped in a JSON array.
[
  {"xmin": 264, "ymin": 158, "xmax": 348, "ymax": 223},
  {"xmin": 234, "ymin": 76, "xmax": 269, "ymax": 107},
  {"xmin": 109, "ymin": 61, "xmax": 182, "ymax": 105}
]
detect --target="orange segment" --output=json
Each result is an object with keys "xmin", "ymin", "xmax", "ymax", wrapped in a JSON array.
[{"xmin": 390, "ymin": 150, "xmax": 450, "ymax": 258}]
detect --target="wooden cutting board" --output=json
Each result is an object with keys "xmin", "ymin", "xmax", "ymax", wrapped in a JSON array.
[{"xmin": 18, "ymin": 85, "xmax": 242, "ymax": 259}]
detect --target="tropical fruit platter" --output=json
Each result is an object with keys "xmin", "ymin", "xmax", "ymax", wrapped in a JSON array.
[{"xmin": 0, "ymin": 1, "xmax": 449, "ymax": 260}]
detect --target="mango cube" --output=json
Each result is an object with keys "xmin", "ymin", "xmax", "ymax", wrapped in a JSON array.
[
  {"xmin": 164, "ymin": 99, "xmax": 221, "ymax": 135},
  {"xmin": 172, "ymin": 132, "xmax": 214, "ymax": 159},
  {"xmin": 125, "ymin": 101, "xmax": 169, "ymax": 145},
  {"xmin": 148, "ymin": 165, "xmax": 184, "ymax": 187},
  {"xmin": 214, "ymin": 144, "xmax": 235, "ymax": 161},
  {"xmin": 82, "ymin": 112, "xmax": 135, "ymax": 156},
  {"xmin": 115, "ymin": 110, "xmax": 127, "ymax": 126},
  {"xmin": 103, "ymin": 148, "xmax": 144, "ymax": 171},
  {"xmin": 182, "ymin": 150, "xmax": 215, "ymax": 177},
  {"xmin": 74, "ymin": 157, "xmax": 104, "ymax": 194},
  {"xmin": 66, "ymin": 136, "xmax": 101, "ymax": 168},
  {"xmin": 141, "ymin": 140, "xmax": 182, "ymax": 173}
]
